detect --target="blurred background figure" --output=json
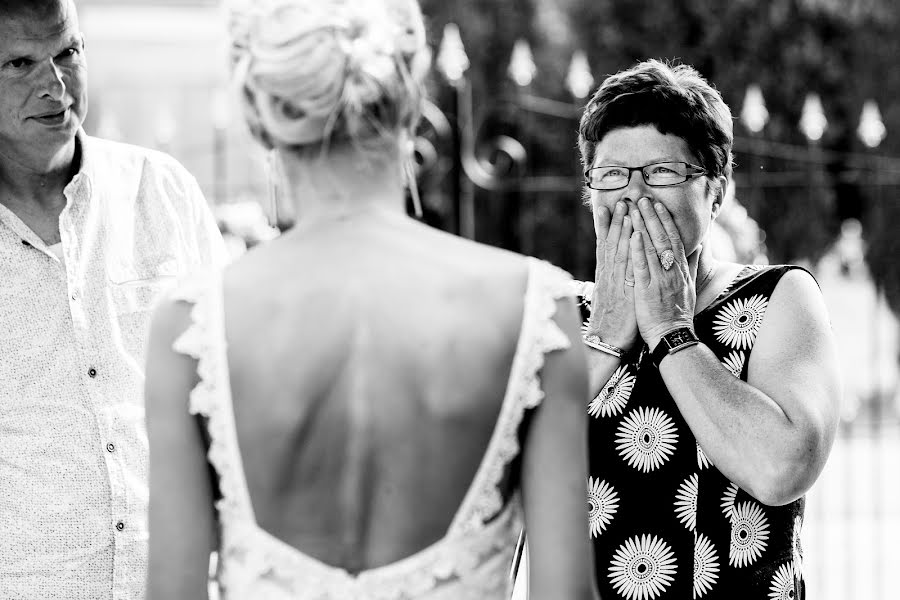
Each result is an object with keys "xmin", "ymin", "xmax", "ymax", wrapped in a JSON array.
[
  {"xmin": 144, "ymin": 0, "xmax": 597, "ymax": 599},
  {"xmin": 81, "ymin": 0, "xmax": 900, "ymax": 598}
]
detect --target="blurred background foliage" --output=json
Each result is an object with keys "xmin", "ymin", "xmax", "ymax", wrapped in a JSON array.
[{"xmin": 416, "ymin": 0, "xmax": 900, "ymax": 314}]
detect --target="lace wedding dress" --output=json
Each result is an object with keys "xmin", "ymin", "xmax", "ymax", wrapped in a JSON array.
[{"xmin": 171, "ymin": 257, "xmax": 574, "ymax": 599}]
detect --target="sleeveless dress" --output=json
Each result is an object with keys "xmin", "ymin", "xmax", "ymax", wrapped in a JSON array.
[
  {"xmin": 170, "ymin": 257, "xmax": 576, "ymax": 600},
  {"xmin": 577, "ymin": 265, "xmax": 807, "ymax": 600}
]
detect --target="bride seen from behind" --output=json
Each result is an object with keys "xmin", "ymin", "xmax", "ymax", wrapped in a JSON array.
[{"xmin": 145, "ymin": 0, "xmax": 598, "ymax": 598}]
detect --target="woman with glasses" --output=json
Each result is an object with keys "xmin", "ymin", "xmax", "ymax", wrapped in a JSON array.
[
  {"xmin": 576, "ymin": 60, "xmax": 839, "ymax": 599},
  {"xmin": 143, "ymin": 1, "xmax": 598, "ymax": 599}
]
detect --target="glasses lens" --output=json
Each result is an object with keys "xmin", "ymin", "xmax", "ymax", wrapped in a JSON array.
[
  {"xmin": 588, "ymin": 166, "xmax": 628, "ymax": 190},
  {"xmin": 644, "ymin": 162, "xmax": 689, "ymax": 185}
]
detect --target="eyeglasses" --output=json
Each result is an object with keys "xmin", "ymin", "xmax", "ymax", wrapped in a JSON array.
[{"xmin": 584, "ymin": 161, "xmax": 707, "ymax": 191}]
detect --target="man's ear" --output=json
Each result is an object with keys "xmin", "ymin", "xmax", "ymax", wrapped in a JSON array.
[{"xmin": 711, "ymin": 175, "xmax": 728, "ymax": 220}]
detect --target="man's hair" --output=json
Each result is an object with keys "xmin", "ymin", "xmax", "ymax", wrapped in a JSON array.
[
  {"xmin": 0, "ymin": 0, "xmax": 71, "ymax": 20},
  {"xmin": 578, "ymin": 59, "xmax": 733, "ymax": 180}
]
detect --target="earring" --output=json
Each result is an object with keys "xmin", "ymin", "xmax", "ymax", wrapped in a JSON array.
[
  {"xmin": 404, "ymin": 139, "xmax": 423, "ymax": 219},
  {"xmin": 266, "ymin": 148, "xmax": 281, "ymax": 228}
]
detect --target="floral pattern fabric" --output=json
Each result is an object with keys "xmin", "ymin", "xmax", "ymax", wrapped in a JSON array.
[{"xmin": 579, "ymin": 265, "xmax": 807, "ymax": 599}]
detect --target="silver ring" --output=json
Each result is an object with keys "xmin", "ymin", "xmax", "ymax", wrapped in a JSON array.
[
  {"xmin": 660, "ymin": 249, "xmax": 675, "ymax": 271},
  {"xmin": 624, "ymin": 279, "xmax": 635, "ymax": 287}
]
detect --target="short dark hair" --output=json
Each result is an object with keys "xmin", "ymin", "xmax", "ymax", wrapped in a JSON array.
[
  {"xmin": 578, "ymin": 59, "xmax": 733, "ymax": 180},
  {"xmin": 0, "ymin": 0, "xmax": 73, "ymax": 20}
]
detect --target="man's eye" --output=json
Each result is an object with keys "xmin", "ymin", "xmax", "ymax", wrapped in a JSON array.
[{"xmin": 8, "ymin": 58, "xmax": 31, "ymax": 69}]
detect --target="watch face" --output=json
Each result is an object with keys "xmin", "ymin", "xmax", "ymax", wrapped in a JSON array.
[{"xmin": 666, "ymin": 329, "xmax": 696, "ymax": 347}]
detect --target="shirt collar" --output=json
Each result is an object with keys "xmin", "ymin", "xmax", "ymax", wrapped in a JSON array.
[{"xmin": 63, "ymin": 129, "xmax": 93, "ymax": 202}]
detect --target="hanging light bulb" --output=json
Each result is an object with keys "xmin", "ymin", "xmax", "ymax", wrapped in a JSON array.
[
  {"xmin": 799, "ymin": 93, "xmax": 827, "ymax": 142},
  {"xmin": 857, "ymin": 100, "xmax": 886, "ymax": 149},
  {"xmin": 507, "ymin": 39, "xmax": 537, "ymax": 88},
  {"xmin": 565, "ymin": 50, "xmax": 594, "ymax": 100},
  {"xmin": 436, "ymin": 23, "xmax": 469, "ymax": 85},
  {"xmin": 740, "ymin": 84, "xmax": 769, "ymax": 134}
]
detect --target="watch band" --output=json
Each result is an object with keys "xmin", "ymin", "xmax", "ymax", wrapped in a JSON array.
[
  {"xmin": 651, "ymin": 327, "xmax": 699, "ymax": 367},
  {"xmin": 582, "ymin": 334, "xmax": 624, "ymax": 359}
]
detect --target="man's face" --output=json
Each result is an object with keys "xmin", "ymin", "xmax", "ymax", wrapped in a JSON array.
[{"xmin": 0, "ymin": 0, "xmax": 87, "ymax": 167}]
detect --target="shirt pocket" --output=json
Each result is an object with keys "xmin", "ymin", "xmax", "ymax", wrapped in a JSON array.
[
  {"xmin": 109, "ymin": 277, "xmax": 176, "ymax": 315},
  {"xmin": 107, "ymin": 255, "xmax": 181, "ymax": 314}
]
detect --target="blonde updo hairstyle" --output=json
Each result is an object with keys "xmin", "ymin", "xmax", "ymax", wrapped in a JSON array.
[{"xmin": 229, "ymin": 0, "xmax": 428, "ymax": 155}]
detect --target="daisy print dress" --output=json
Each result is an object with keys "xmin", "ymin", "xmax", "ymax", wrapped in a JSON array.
[{"xmin": 578, "ymin": 265, "xmax": 807, "ymax": 600}]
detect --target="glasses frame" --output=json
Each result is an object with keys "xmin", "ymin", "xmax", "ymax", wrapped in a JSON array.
[{"xmin": 583, "ymin": 161, "xmax": 708, "ymax": 191}]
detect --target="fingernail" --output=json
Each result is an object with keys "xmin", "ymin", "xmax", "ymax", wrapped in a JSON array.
[
  {"xmin": 623, "ymin": 215, "xmax": 631, "ymax": 227},
  {"xmin": 639, "ymin": 197, "xmax": 650, "ymax": 208},
  {"xmin": 615, "ymin": 201, "xmax": 625, "ymax": 213},
  {"xmin": 654, "ymin": 202, "xmax": 664, "ymax": 213}
]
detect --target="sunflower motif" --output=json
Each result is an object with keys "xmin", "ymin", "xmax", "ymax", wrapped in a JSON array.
[
  {"xmin": 674, "ymin": 473, "xmax": 699, "ymax": 532},
  {"xmin": 608, "ymin": 534, "xmax": 678, "ymax": 600},
  {"xmin": 693, "ymin": 533, "xmax": 720, "ymax": 599},
  {"xmin": 712, "ymin": 294, "xmax": 769, "ymax": 350},
  {"xmin": 720, "ymin": 482, "xmax": 739, "ymax": 521},
  {"xmin": 587, "ymin": 477, "xmax": 620, "ymax": 538},
  {"xmin": 721, "ymin": 351, "xmax": 746, "ymax": 378},
  {"xmin": 768, "ymin": 562, "xmax": 796, "ymax": 600},
  {"xmin": 697, "ymin": 442, "xmax": 712, "ymax": 470},
  {"xmin": 792, "ymin": 515, "xmax": 803, "ymax": 577},
  {"xmin": 576, "ymin": 281, "xmax": 594, "ymax": 309},
  {"xmin": 729, "ymin": 501, "xmax": 770, "ymax": 568},
  {"xmin": 588, "ymin": 365, "xmax": 636, "ymax": 418},
  {"xmin": 615, "ymin": 407, "xmax": 679, "ymax": 473}
]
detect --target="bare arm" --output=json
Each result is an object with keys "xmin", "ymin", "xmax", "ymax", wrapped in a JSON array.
[
  {"xmin": 146, "ymin": 298, "xmax": 217, "ymax": 600},
  {"xmin": 657, "ymin": 269, "xmax": 841, "ymax": 505},
  {"xmin": 521, "ymin": 296, "xmax": 600, "ymax": 600}
]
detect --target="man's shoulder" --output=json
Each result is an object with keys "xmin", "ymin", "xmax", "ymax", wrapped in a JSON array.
[{"xmin": 84, "ymin": 134, "xmax": 194, "ymax": 182}]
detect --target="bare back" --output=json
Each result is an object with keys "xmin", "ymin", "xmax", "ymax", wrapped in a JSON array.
[{"xmin": 222, "ymin": 215, "xmax": 530, "ymax": 574}]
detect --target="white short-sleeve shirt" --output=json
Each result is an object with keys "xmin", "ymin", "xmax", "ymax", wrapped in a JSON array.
[{"xmin": 0, "ymin": 131, "xmax": 227, "ymax": 600}]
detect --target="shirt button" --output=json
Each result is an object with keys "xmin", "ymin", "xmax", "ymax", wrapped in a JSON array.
[
  {"xmin": 115, "ymin": 521, "xmax": 124, "ymax": 531},
  {"xmin": 88, "ymin": 368, "xmax": 97, "ymax": 378},
  {"xmin": 106, "ymin": 443, "xmax": 115, "ymax": 453}
]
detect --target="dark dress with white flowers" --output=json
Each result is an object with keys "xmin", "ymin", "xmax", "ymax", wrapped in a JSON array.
[{"xmin": 578, "ymin": 265, "xmax": 806, "ymax": 600}]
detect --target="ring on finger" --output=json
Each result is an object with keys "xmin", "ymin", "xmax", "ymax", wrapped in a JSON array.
[
  {"xmin": 660, "ymin": 249, "xmax": 675, "ymax": 271},
  {"xmin": 624, "ymin": 278, "xmax": 635, "ymax": 287}
]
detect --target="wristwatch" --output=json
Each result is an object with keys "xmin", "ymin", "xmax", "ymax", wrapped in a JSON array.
[{"xmin": 650, "ymin": 327, "xmax": 700, "ymax": 367}]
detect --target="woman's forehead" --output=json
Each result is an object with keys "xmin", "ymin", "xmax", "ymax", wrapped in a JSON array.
[{"xmin": 592, "ymin": 126, "xmax": 697, "ymax": 165}]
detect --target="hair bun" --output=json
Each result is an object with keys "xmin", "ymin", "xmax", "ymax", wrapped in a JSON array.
[{"xmin": 230, "ymin": 0, "xmax": 427, "ymax": 149}]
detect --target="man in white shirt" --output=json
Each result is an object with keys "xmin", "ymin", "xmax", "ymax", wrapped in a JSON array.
[{"xmin": 0, "ymin": 0, "xmax": 227, "ymax": 597}]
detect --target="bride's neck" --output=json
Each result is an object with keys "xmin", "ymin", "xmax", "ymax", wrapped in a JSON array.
[{"xmin": 278, "ymin": 142, "xmax": 407, "ymax": 224}]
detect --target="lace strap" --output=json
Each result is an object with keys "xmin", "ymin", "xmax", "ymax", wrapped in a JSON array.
[
  {"xmin": 451, "ymin": 257, "xmax": 575, "ymax": 533},
  {"xmin": 171, "ymin": 271, "xmax": 257, "ymax": 524}
]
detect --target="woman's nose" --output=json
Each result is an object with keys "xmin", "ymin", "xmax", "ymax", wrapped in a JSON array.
[{"xmin": 619, "ymin": 169, "xmax": 651, "ymax": 204}]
